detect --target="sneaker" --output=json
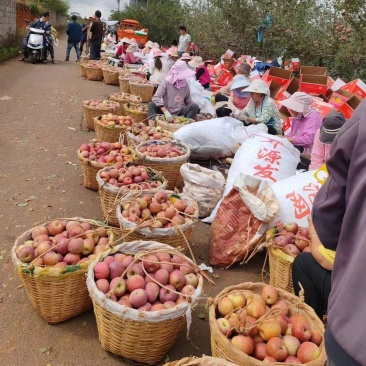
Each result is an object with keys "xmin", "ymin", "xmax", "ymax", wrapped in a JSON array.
[
  {"xmin": 64, "ymin": 57, "xmax": 69, "ymax": 61},
  {"xmin": 52, "ymin": 59, "xmax": 58, "ymax": 64}
]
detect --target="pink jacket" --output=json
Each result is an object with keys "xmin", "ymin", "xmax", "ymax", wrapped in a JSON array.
[
  {"xmin": 288, "ymin": 111, "xmax": 323, "ymax": 153},
  {"xmin": 197, "ymin": 65, "xmax": 211, "ymax": 86},
  {"xmin": 309, "ymin": 129, "xmax": 332, "ymax": 170},
  {"xmin": 124, "ymin": 52, "xmax": 139, "ymax": 64}
]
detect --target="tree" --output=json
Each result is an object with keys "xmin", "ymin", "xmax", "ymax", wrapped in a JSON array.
[{"xmin": 30, "ymin": 0, "xmax": 70, "ymax": 17}]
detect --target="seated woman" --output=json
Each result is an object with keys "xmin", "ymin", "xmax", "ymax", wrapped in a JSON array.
[
  {"xmin": 309, "ymin": 111, "xmax": 345, "ymax": 170},
  {"xmin": 115, "ymin": 37, "xmax": 131, "ymax": 59},
  {"xmin": 213, "ymin": 62, "xmax": 252, "ymax": 103},
  {"xmin": 167, "ymin": 47, "xmax": 179, "ymax": 69},
  {"xmin": 148, "ymin": 60, "xmax": 199, "ymax": 124},
  {"xmin": 235, "ymin": 79, "xmax": 282, "ymax": 135},
  {"xmin": 216, "ymin": 75, "xmax": 250, "ymax": 117},
  {"xmin": 142, "ymin": 40, "xmax": 154, "ymax": 56},
  {"xmin": 149, "ymin": 48, "xmax": 170, "ymax": 84},
  {"xmin": 292, "ymin": 216, "xmax": 334, "ymax": 320},
  {"xmin": 124, "ymin": 43, "xmax": 141, "ymax": 65},
  {"xmin": 188, "ymin": 56, "xmax": 211, "ymax": 89}
]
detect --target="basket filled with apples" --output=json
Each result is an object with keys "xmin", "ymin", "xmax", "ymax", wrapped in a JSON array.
[
  {"xmin": 97, "ymin": 163, "xmax": 167, "ymax": 226},
  {"xmin": 129, "ymin": 79, "xmax": 156, "ymax": 103},
  {"xmin": 116, "ymin": 190, "xmax": 198, "ymax": 252},
  {"xmin": 126, "ymin": 123, "xmax": 173, "ymax": 147},
  {"xmin": 118, "ymin": 74, "xmax": 137, "ymax": 94},
  {"xmin": 108, "ymin": 93, "xmax": 143, "ymax": 116},
  {"xmin": 84, "ymin": 62, "xmax": 104, "ymax": 81},
  {"xmin": 11, "ymin": 218, "xmax": 116, "ymax": 324},
  {"xmin": 164, "ymin": 356, "xmax": 238, "ymax": 366},
  {"xmin": 209, "ymin": 282, "xmax": 326, "ymax": 366},
  {"xmin": 86, "ymin": 240, "xmax": 205, "ymax": 364},
  {"xmin": 135, "ymin": 140, "xmax": 190, "ymax": 190},
  {"xmin": 78, "ymin": 140, "xmax": 135, "ymax": 191},
  {"xmin": 82, "ymin": 99, "xmax": 120, "ymax": 131},
  {"xmin": 102, "ymin": 65, "xmax": 122, "ymax": 85},
  {"xmin": 94, "ymin": 114, "xmax": 135, "ymax": 144},
  {"xmin": 124, "ymin": 102, "xmax": 148, "ymax": 124},
  {"xmin": 265, "ymin": 222, "xmax": 310, "ymax": 294},
  {"xmin": 155, "ymin": 115, "xmax": 195, "ymax": 133}
]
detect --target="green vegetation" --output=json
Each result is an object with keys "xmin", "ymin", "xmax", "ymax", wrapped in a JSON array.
[{"xmin": 30, "ymin": 0, "xmax": 70, "ymax": 17}]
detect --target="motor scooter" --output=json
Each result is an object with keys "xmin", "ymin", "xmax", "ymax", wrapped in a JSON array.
[{"xmin": 27, "ymin": 27, "xmax": 46, "ymax": 64}]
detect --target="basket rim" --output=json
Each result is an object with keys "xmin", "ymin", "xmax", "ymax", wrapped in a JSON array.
[
  {"xmin": 82, "ymin": 100, "xmax": 120, "ymax": 110},
  {"xmin": 129, "ymin": 81, "xmax": 155, "ymax": 87},
  {"xmin": 156, "ymin": 116, "xmax": 195, "ymax": 126},
  {"xmin": 124, "ymin": 102, "xmax": 148, "ymax": 115},
  {"xmin": 109, "ymin": 93, "xmax": 142, "ymax": 103},
  {"xmin": 94, "ymin": 116, "xmax": 128, "ymax": 130}
]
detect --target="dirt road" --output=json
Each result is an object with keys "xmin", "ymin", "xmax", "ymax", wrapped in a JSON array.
[{"xmin": 0, "ymin": 36, "xmax": 263, "ymax": 366}]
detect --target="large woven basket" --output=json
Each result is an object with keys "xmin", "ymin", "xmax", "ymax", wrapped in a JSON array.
[
  {"xmin": 124, "ymin": 102, "xmax": 148, "ymax": 124},
  {"xmin": 85, "ymin": 65, "xmax": 103, "ymax": 81},
  {"xmin": 119, "ymin": 75, "xmax": 132, "ymax": 93},
  {"xmin": 87, "ymin": 241, "xmax": 204, "ymax": 364},
  {"xmin": 116, "ymin": 190, "xmax": 198, "ymax": 252},
  {"xmin": 82, "ymin": 100, "xmax": 120, "ymax": 131},
  {"xmin": 80, "ymin": 55, "xmax": 89, "ymax": 64},
  {"xmin": 156, "ymin": 116, "xmax": 195, "ymax": 133},
  {"xmin": 126, "ymin": 125, "xmax": 174, "ymax": 148},
  {"xmin": 209, "ymin": 282, "xmax": 326, "ymax": 366},
  {"xmin": 108, "ymin": 93, "xmax": 142, "ymax": 116},
  {"xmin": 269, "ymin": 247, "xmax": 295, "ymax": 294},
  {"xmin": 97, "ymin": 164, "xmax": 167, "ymax": 226},
  {"xmin": 164, "ymin": 357, "xmax": 238, "ymax": 366},
  {"xmin": 94, "ymin": 116, "xmax": 127, "ymax": 143},
  {"xmin": 80, "ymin": 63, "xmax": 87, "ymax": 77},
  {"xmin": 11, "ymin": 218, "xmax": 115, "ymax": 324},
  {"xmin": 129, "ymin": 82, "xmax": 155, "ymax": 103},
  {"xmin": 135, "ymin": 140, "xmax": 191, "ymax": 190},
  {"xmin": 78, "ymin": 144, "xmax": 135, "ymax": 191},
  {"xmin": 102, "ymin": 66, "xmax": 121, "ymax": 85}
]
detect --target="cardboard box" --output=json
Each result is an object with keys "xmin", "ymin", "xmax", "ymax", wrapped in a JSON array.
[
  {"xmin": 341, "ymin": 79, "xmax": 366, "ymax": 99},
  {"xmin": 222, "ymin": 58, "xmax": 234, "ymax": 71},
  {"xmin": 267, "ymin": 66, "xmax": 292, "ymax": 86},
  {"xmin": 291, "ymin": 58, "xmax": 300, "ymax": 72},
  {"xmin": 233, "ymin": 60, "xmax": 242, "ymax": 74},
  {"xmin": 269, "ymin": 79, "xmax": 282, "ymax": 100},
  {"xmin": 300, "ymin": 66, "xmax": 327, "ymax": 75},
  {"xmin": 300, "ymin": 74, "xmax": 328, "ymax": 95},
  {"xmin": 276, "ymin": 77, "xmax": 300, "ymax": 101},
  {"xmin": 214, "ymin": 62, "xmax": 223, "ymax": 75},
  {"xmin": 282, "ymin": 117, "xmax": 292, "ymax": 136},
  {"xmin": 210, "ymin": 84, "xmax": 222, "ymax": 93},
  {"xmin": 215, "ymin": 70, "xmax": 233, "ymax": 86},
  {"xmin": 223, "ymin": 49, "xmax": 234, "ymax": 59},
  {"xmin": 339, "ymin": 94, "xmax": 362, "ymax": 119},
  {"xmin": 312, "ymin": 97, "xmax": 333, "ymax": 118},
  {"xmin": 329, "ymin": 89, "xmax": 352, "ymax": 110},
  {"xmin": 205, "ymin": 59, "xmax": 216, "ymax": 65},
  {"xmin": 207, "ymin": 64, "xmax": 215, "ymax": 77},
  {"xmin": 330, "ymin": 78, "xmax": 346, "ymax": 92},
  {"xmin": 261, "ymin": 70, "xmax": 270, "ymax": 83}
]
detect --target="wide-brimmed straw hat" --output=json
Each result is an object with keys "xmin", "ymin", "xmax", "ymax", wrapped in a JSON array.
[
  {"xmin": 281, "ymin": 92, "xmax": 314, "ymax": 114},
  {"xmin": 180, "ymin": 52, "xmax": 192, "ymax": 61},
  {"xmin": 152, "ymin": 48, "xmax": 162, "ymax": 58},
  {"xmin": 121, "ymin": 37, "xmax": 132, "ymax": 44},
  {"xmin": 319, "ymin": 111, "xmax": 346, "ymax": 144},
  {"xmin": 188, "ymin": 56, "xmax": 204, "ymax": 69},
  {"xmin": 230, "ymin": 75, "xmax": 251, "ymax": 91},
  {"xmin": 244, "ymin": 79, "xmax": 270, "ymax": 96}
]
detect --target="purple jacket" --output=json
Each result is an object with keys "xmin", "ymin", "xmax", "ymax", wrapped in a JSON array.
[
  {"xmin": 312, "ymin": 100, "xmax": 366, "ymax": 364},
  {"xmin": 288, "ymin": 111, "xmax": 322, "ymax": 152}
]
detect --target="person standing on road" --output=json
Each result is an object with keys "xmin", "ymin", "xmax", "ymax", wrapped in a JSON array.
[
  {"xmin": 65, "ymin": 15, "xmax": 81, "ymax": 62},
  {"xmin": 177, "ymin": 26, "xmax": 191, "ymax": 57},
  {"xmin": 89, "ymin": 10, "xmax": 103, "ymax": 60},
  {"xmin": 79, "ymin": 18, "xmax": 88, "ymax": 55}
]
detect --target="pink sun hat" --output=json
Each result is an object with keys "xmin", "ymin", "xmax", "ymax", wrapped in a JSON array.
[
  {"xmin": 152, "ymin": 48, "xmax": 162, "ymax": 58},
  {"xmin": 166, "ymin": 60, "xmax": 195, "ymax": 84}
]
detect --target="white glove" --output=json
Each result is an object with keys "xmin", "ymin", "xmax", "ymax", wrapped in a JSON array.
[{"xmin": 164, "ymin": 110, "xmax": 173, "ymax": 122}]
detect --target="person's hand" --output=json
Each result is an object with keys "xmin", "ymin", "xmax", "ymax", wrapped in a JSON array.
[
  {"xmin": 287, "ymin": 136, "xmax": 294, "ymax": 143},
  {"xmin": 164, "ymin": 110, "xmax": 173, "ymax": 122}
]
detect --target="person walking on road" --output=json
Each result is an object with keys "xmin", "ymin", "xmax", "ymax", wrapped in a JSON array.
[
  {"xmin": 177, "ymin": 26, "xmax": 191, "ymax": 57},
  {"xmin": 79, "ymin": 18, "xmax": 88, "ymax": 55},
  {"xmin": 89, "ymin": 10, "xmax": 103, "ymax": 60},
  {"xmin": 65, "ymin": 15, "xmax": 81, "ymax": 62}
]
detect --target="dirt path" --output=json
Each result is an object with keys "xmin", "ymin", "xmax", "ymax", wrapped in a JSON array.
[{"xmin": 0, "ymin": 35, "xmax": 264, "ymax": 366}]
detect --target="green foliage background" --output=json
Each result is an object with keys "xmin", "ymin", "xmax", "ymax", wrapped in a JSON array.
[{"xmin": 110, "ymin": 0, "xmax": 365, "ymax": 81}]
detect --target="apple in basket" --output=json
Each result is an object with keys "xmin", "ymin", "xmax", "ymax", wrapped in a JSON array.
[
  {"xmin": 214, "ymin": 284, "xmax": 323, "ymax": 363},
  {"xmin": 99, "ymin": 163, "xmax": 164, "ymax": 189},
  {"xmin": 83, "ymin": 100, "xmax": 118, "ymax": 109},
  {"xmin": 98, "ymin": 114, "xmax": 135, "ymax": 127},
  {"xmin": 138, "ymin": 141, "xmax": 186, "ymax": 158},
  {"xmin": 79, "ymin": 141, "xmax": 133, "ymax": 164},
  {"xmin": 16, "ymin": 220, "xmax": 111, "ymax": 268},
  {"xmin": 92, "ymin": 251, "xmax": 200, "ymax": 312},
  {"xmin": 129, "ymin": 123, "xmax": 172, "ymax": 140}
]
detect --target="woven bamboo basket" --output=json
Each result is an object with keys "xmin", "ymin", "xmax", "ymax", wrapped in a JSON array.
[
  {"xmin": 87, "ymin": 241, "xmax": 204, "ymax": 364},
  {"xmin": 129, "ymin": 82, "xmax": 155, "ymax": 103},
  {"xmin": 10, "ymin": 218, "xmax": 116, "ymax": 324},
  {"xmin": 119, "ymin": 76, "xmax": 132, "ymax": 93},
  {"xmin": 80, "ymin": 55, "xmax": 89, "ymax": 64},
  {"xmin": 124, "ymin": 102, "xmax": 148, "ymax": 124},
  {"xmin": 108, "ymin": 93, "xmax": 142, "ymax": 116},
  {"xmin": 164, "ymin": 356, "xmax": 238, "ymax": 366},
  {"xmin": 156, "ymin": 116, "xmax": 195, "ymax": 133},
  {"xmin": 97, "ymin": 164, "xmax": 167, "ymax": 226},
  {"xmin": 85, "ymin": 65, "xmax": 103, "ymax": 81},
  {"xmin": 126, "ymin": 125, "xmax": 174, "ymax": 148},
  {"xmin": 78, "ymin": 144, "xmax": 135, "ymax": 191},
  {"xmin": 116, "ymin": 190, "xmax": 198, "ymax": 253},
  {"xmin": 102, "ymin": 66, "xmax": 121, "ymax": 85},
  {"xmin": 135, "ymin": 140, "xmax": 190, "ymax": 190},
  {"xmin": 209, "ymin": 282, "xmax": 326, "ymax": 366},
  {"xmin": 94, "ymin": 116, "xmax": 127, "ymax": 143},
  {"xmin": 80, "ymin": 63, "xmax": 87, "ymax": 77},
  {"xmin": 82, "ymin": 100, "xmax": 120, "ymax": 131}
]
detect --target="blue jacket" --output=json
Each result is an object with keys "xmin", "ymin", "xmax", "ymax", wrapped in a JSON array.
[{"xmin": 66, "ymin": 21, "xmax": 82, "ymax": 43}]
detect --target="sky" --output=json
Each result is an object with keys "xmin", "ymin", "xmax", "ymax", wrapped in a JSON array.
[{"xmin": 68, "ymin": 0, "xmax": 129, "ymax": 20}]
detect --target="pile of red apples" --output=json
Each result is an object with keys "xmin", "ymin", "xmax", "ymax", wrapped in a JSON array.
[
  {"xmin": 97, "ymin": 113, "xmax": 134, "ymax": 127},
  {"xmin": 138, "ymin": 141, "xmax": 186, "ymax": 159}
]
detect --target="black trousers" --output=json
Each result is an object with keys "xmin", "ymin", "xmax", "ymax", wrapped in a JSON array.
[
  {"xmin": 90, "ymin": 40, "xmax": 101, "ymax": 60},
  {"xmin": 80, "ymin": 39, "xmax": 86, "ymax": 53},
  {"xmin": 292, "ymin": 252, "xmax": 332, "ymax": 319},
  {"xmin": 147, "ymin": 102, "xmax": 199, "ymax": 120},
  {"xmin": 214, "ymin": 94, "xmax": 229, "ymax": 103},
  {"xmin": 294, "ymin": 145, "xmax": 311, "ymax": 170}
]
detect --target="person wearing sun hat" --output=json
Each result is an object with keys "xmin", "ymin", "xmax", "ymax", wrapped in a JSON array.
[
  {"xmin": 167, "ymin": 47, "xmax": 179, "ymax": 69},
  {"xmin": 309, "ymin": 111, "xmax": 346, "ymax": 170},
  {"xmin": 148, "ymin": 60, "xmax": 199, "ymax": 124},
  {"xmin": 115, "ymin": 37, "xmax": 131, "ymax": 59},
  {"xmin": 216, "ymin": 75, "xmax": 251, "ymax": 117},
  {"xmin": 281, "ymin": 92, "xmax": 323, "ymax": 154},
  {"xmin": 149, "ymin": 48, "xmax": 170, "ymax": 84},
  {"xmin": 235, "ymin": 79, "xmax": 282, "ymax": 135},
  {"xmin": 124, "ymin": 43, "xmax": 141, "ymax": 64},
  {"xmin": 188, "ymin": 56, "xmax": 211, "ymax": 89},
  {"xmin": 142, "ymin": 40, "xmax": 154, "ymax": 56}
]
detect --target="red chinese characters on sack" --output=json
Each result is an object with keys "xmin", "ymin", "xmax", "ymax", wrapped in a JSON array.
[
  {"xmin": 286, "ymin": 182, "xmax": 321, "ymax": 219},
  {"xmin": 253, "ymin": 147, "xmax": 282, "ymax": 182}
]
